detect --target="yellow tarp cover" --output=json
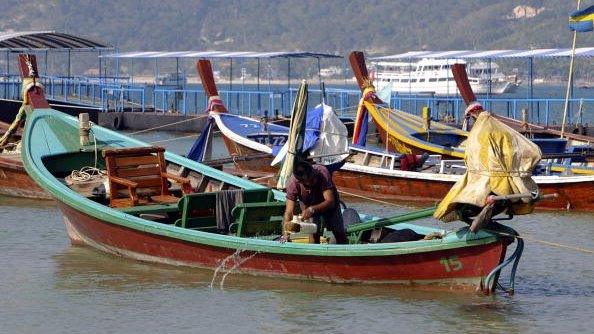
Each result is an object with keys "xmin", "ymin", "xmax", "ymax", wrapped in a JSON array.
[{"xmin": 434, "ymin": 112, "xmax": 542, "ymax": 222}]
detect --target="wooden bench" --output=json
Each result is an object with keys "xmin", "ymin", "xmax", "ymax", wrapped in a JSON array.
[
  {"xmin": 230, "ymin": 202, "xmax": 285, "ymax": 238},
  {"xmin": 174, "ymin": 188, "xmax": 283, "ymax": 237},
  {"xmin": 103, "ymin": 146, "xmax": 192, "ymax": 208}
]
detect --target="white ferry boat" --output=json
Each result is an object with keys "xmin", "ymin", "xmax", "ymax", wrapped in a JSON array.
[{"xmin": 373, "ymin": 58, "xmax": 520, "ymax": 95}]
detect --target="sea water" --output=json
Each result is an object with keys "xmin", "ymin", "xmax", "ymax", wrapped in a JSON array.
[{"xmin": 1, "ymin": 133, "xmax": 593, "ymax": 333}]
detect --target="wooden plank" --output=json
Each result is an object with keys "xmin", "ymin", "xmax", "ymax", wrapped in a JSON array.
[
  {"xmin": 195, "ymin": 175, "xmax": 211, "ymax": 192},
  {"xmin": 133, "ymin": 177, "xmax": 163, "ymax": 188},
  {"xmin": 156, "ymin": 150, "xmax": 170, "ymax": 195},
  {"xmin": 115, "ymin": 155, "xmax": 158, "ymax": 167},
  {"xmin": 103, "ymin": 146, "xmax": 165, "ymax": 158},
  {"xmin": 117, "ymin": 166, "xmax": 161, "ymax": 178}
]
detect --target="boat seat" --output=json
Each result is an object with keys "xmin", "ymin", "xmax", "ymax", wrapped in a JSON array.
[
  {"xmin": 230, "ymin": 202, "xmax": 285, "ymax": 238},
  {"xmin": 174, "ymin": 188, "xmax": 278, "ymax": 233},
  {"xmin": 175, "ymin": 192, "xmax": 218, "ymax": 231},
  {"xmin": 118, "ymin": 203, "xmax": 180, "ymax": 216},
  {"xmin": 102, "ymin": 146, "xmax": 192, "ymax": 208}
]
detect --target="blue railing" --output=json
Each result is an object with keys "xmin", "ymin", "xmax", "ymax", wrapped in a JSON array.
[
  {"xmin": 151, "ymin": 88, "xmax": 281, "ymax": 116},
  {"xmin": 1, "ymin": 75, "xmax": 592, "ymax": 126},
  {"xmin": 101, "ymin": 86, "xmax": 146, "ymax": 112}
]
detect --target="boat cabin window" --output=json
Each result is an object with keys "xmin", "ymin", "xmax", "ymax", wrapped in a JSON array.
[
  {"xmin": 438, "ymin": 78, "xmax": 447, "ymax": 82},
  {"xmin": 402, "ymin": 79, "xmax": 409, "ymax": 83},
  {"xmin": 429, "ymin": 78, "xmax": 437, "ymax": 82},
  {"xmin": 419, "ymin": 78, "xmax": 425, "ymax": 82},
  {"xmin": 410, "ymin": 79, "xmax": 417, "ymax": 83}
]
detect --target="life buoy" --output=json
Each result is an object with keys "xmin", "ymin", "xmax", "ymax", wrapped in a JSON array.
[{"xmin": 112, "ymin": 113, "xmax": 124, "ymax": 130}]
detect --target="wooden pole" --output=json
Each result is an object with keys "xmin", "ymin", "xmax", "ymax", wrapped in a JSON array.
[{"xmin": 561, "ymin": 0, "xmax": 582, "ymax": 137}]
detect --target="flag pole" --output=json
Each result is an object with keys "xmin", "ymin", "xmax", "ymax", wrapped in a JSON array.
[{"xmin": 561, "ymin": 0, "xmax": 582, "ymax": 138}]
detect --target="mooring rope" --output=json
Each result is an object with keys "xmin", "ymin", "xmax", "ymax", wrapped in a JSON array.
[
  {"xmin": 148, "ymin": 133, "xmax": 199, "ymax": 145},
  {"xmin": 487, "ymin": 230, "xmax": 594, "ymax": 255},
  {"xmin": 337, "ymin": 188, "xmax": 413, "ymax": 207},
  {"xmin": 127, "ymin": 114, "xmax": 208, "ymax": 135},
  {"xmin": 339, "ymin": 189, "xmax": 593, "ymax": 255}
]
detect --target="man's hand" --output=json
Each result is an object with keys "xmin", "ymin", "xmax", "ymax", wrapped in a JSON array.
[{"xmin": 301, "ymin": 206, "xmax": 314, "ymax": 220}]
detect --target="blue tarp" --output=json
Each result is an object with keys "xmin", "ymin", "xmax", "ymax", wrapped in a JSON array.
[{"xmin": 187, "ymin": 117, "xmax": 213, "ymax": 162}]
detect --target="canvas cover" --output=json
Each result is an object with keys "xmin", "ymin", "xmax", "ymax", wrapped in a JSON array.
[
  {"xmin": 308, "ymin": 103, "xmax": 349, "ymax": 165},
  {"xmin": 434, "ymin": 112, "xmax": 542, "ymax": 222}
]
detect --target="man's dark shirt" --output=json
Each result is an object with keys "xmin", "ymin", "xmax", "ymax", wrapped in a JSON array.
[{"xmin": 285, "ymin": 164, "xmax": 346, "ymax": 243}]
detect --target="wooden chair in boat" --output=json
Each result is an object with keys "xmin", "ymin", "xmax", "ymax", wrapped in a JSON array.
[{"xmin": 102, "ymin": 146, "xmax": 192, "ymax": 208}]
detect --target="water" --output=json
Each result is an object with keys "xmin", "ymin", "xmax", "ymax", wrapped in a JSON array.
[{"xmin": 1, "ymin": 132, "xmax": 594, "ymax": 333}]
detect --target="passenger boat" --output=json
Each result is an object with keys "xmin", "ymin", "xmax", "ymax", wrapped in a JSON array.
[
  {"xmin": 197, "ymin": 58, "xmax": 594, "ymax": 211},
  {"xmin": 372, "ymin": 58, "xmax": 519, "ymax": 95},
  {"xmin": 20, "ymin": 54, "xmax": 523, "ymax": 292}
]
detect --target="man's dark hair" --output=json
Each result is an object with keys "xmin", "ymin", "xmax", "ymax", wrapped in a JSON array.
[{"xmin": 293, "ymin": 159, "xmax": 313, "ymax": 181}]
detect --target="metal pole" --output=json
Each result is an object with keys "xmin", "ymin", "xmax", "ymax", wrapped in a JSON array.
[
  {"xmin": 343, "ymin": 57, "xmax": 348, "ymax": 86},
  {"xmin": 176, "ymin": 57, "xmax": 179, "ymax": 86},
  {"xmin": 68, "ymin": 49, "xmax": 71, "ymax": 78},
  {"xmin": 154, "ymin": 58, "xmax": 158, "ymax": 84},
  {"xmin": 4, "ymin": 51, "xmax": 8, "ymax": 98},
  {"xmin": 268, "ymin": 59, "xmax": 272, "ymax": 90},
  {"xmin": 45, "ymin": 50, "xmax": 48, "ymax": 76},
  {"xmin": 229, "ymin": 58, "xmax": 233, "ymax": 90},
  {"xmin": 287, "ymin": 57, "xmax": 291, "ymax": 89},
  {"xmin": 257, "ymin": 58, "xmax": 261, "ymax": 112},
  {"xmin": 488, "ymin": 58, "xmax": 492, "ymax": 100},
  {"xmin": 562, "ymin": 0, "xmax": 582, "ymax": 137},
  {"xmin": 529, "ymin": 57, "xmax": 534, "ymax": 119},
  {"xmin": 317, "ymin": 57, "xmax": 322, "ymax": 93},
  {"xmin": 287, "ymin": 58, "xmax": 291, "ymax": 116},
  {"xmin": 98, "ymin": 51, "xmax": 102, "ymax": 82}
]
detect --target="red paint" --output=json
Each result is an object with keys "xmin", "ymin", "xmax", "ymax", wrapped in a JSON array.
[
  {"xmin": 57, "ymin": 201, "xmax": 507, "ymax": 289},
  {"xmin": 222, "ymin": 134, "xmax": 594, "ymax": 211}
]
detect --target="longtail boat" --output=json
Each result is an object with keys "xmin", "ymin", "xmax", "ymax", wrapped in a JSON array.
[
  {"xmin": 195, "ymin": 60, "xmax": 594, "ymax": 211},
  {"xmin": 0, "ymin": 79, "xmax": 50, "ymax": 199},
  {"xmin": 20, "ymin": 54, "xmax": 526, "ymax": 293},
  {"xmin": 348, "ymin": 51, "xmax": 594, "ymax": 174}
]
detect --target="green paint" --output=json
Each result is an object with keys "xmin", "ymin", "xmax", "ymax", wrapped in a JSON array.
[{"xmin": 22, "ymin": 109, "xmax": 502, "ymax": 257}]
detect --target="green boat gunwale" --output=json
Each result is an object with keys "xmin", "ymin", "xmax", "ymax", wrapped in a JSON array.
[{"xmin": 22, "ymin": 109, "xmax": 501, "ymax": 257}]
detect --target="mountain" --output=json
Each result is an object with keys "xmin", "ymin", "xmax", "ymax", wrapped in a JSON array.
[{"xmin": 0, "ymin": 0, "xmax": 592, "ymax": 77}]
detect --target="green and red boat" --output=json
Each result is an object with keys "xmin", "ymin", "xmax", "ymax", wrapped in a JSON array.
[{"xmin": 20, "ymin": 54, "xmax": 523, "ymax": 293}]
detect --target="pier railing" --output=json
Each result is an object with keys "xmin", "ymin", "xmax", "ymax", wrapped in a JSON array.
[{"xmin": 1, "ymin": 75, "xmax": 592, "ymax": 126}]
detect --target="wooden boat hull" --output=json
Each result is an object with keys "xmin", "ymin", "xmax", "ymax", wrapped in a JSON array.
[
  {"xmin": 21, "ymin": 107, "xmax": 511, "ymax": 291},
  {"xmin": 0, "ymin": 154, "xmax": 51, "ymax": 199},
  {"xmin": 221, "ymin": 131, "xmax": 594, "ymax": 211},
  {"xmin": 58, "ymin": 200, "xmax": 507, "ymax": 287}
]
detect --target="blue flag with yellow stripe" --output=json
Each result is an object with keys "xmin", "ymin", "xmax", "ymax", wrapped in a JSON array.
[{"xmin": 569, "ymin": 5, "xmax": 594, "ymax": 32}]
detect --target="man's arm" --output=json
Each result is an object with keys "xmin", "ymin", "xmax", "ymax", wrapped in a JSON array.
[
  {"xmin": 284, "ymin": 199, "xmax": 296, "ymax": 224},
  {"xmin": 302, "ymin": 189, "xmax": 335, "ymax": 220}
]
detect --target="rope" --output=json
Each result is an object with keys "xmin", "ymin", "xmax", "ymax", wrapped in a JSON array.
[
  {"xmin": 337, "ymin": 189, "xmax": 406, "ymax": 207},
  {"xmin": 127, "ymin": 114, "xmax": 208, "ymax": 135},
  {"xmin": 69, "ymin": 166, "xmax": 106, "ymax": 182},
  {"xmin": 338, "ymin": 189, "xmax": 593, "ymax": 255},
  {"xmin": 487, "ymin": 229, "xmax": 594, "ymax": 254},
  {"xmin": 69, "ymin": 128, "xmax": 105, "ymax": 182},
  {"xmin": 148, "ymin": 133, "xmax": 199, "ymax": 145}
]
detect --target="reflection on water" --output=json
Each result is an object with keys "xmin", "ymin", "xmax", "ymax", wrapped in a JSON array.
[
  {"xmin": 1, "ymin": 131, "xmax": 594, "ymax": 333},
  {"xmin": 50, "ymin": 246, "xmax": 527, "ymax": 333}
]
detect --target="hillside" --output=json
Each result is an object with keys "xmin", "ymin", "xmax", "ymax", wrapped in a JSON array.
[{"xmin": 1, "ymin": 0, "xmax": 592, "ymax": 77}]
